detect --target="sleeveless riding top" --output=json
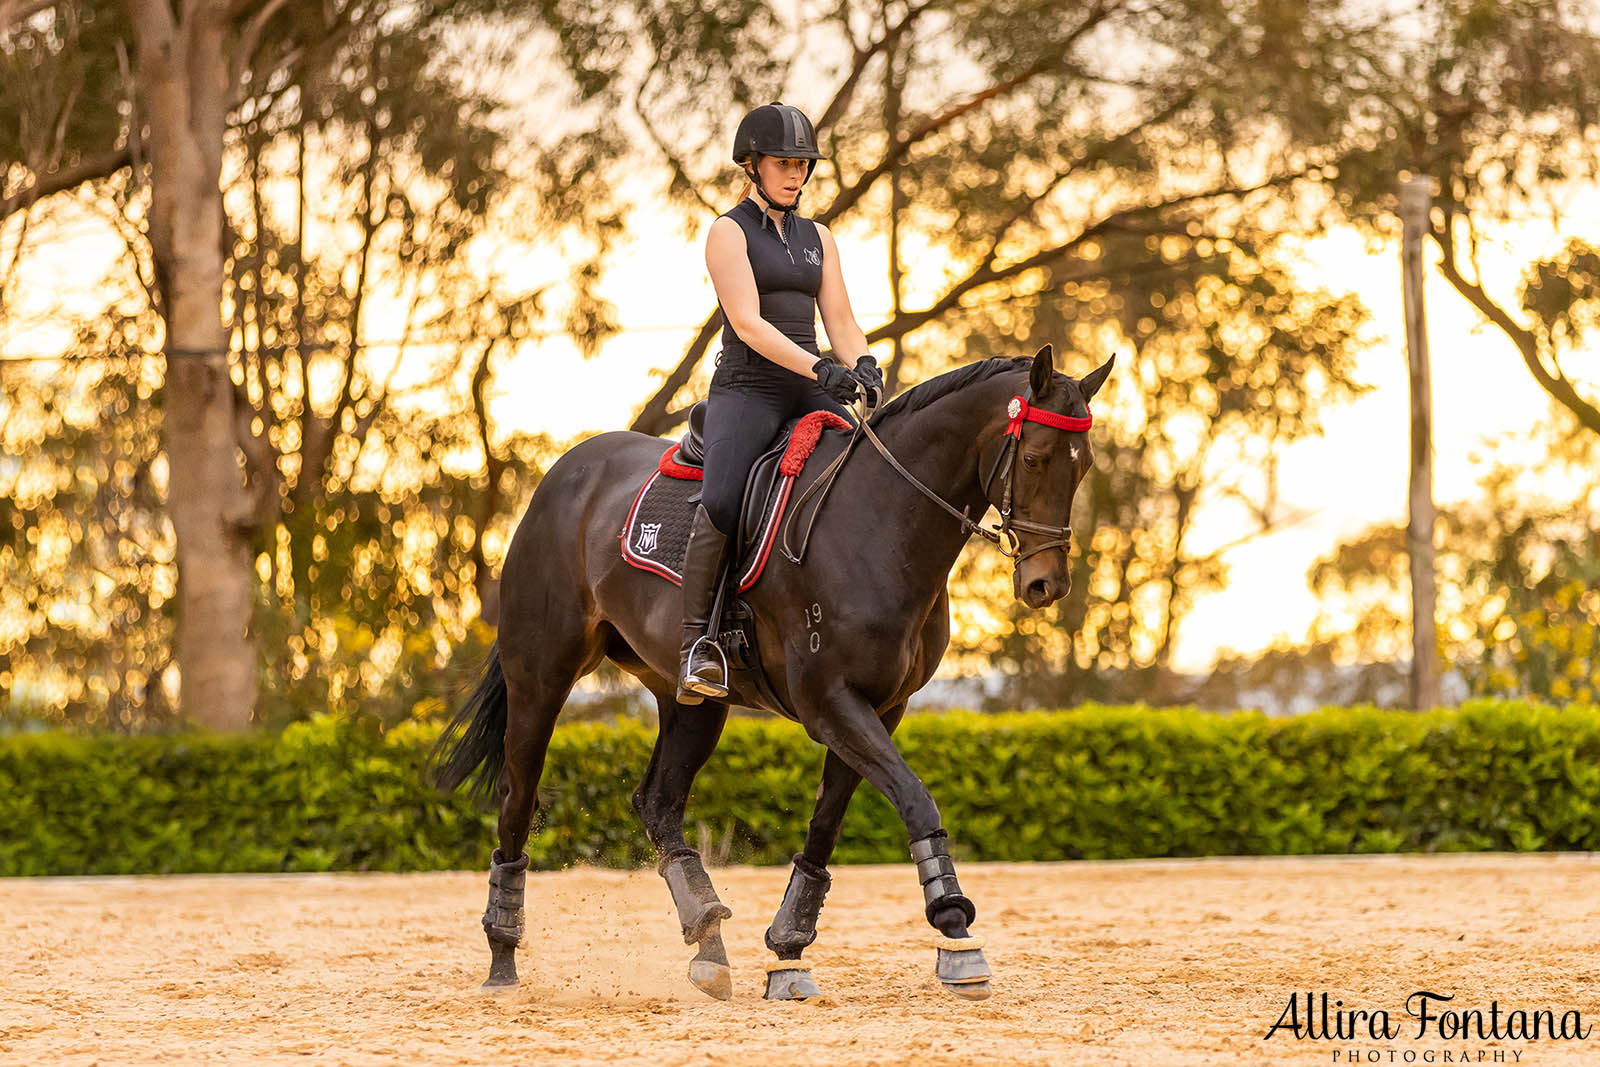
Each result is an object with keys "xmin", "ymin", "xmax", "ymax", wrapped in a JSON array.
[{"xmin": 716, "ymin": 197, "xmax": 825, "ymax": 362}]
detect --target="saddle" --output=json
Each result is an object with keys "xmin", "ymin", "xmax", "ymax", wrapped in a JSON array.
[
  {"xmin": 618, "ymin": 401, "xmax": 852, "ymax": 716},
  {"xmin": 620, "ymin": 400, "xmax": 851, "ymax": 591}
]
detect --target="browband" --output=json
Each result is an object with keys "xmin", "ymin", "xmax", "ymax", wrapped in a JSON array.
[{"xmin": 1003, "ymin": 395, "xmax": 1092, "ymax": 437}]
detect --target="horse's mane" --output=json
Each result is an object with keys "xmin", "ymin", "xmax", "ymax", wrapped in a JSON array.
[{"xmin": 868, "ymin": 356, "xmax": 1031, "ymax": 426}]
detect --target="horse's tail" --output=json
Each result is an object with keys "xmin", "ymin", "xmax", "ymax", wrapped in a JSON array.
[{"xmin": 428, "ymin": 641, "xmax": 508, "ymax": 803}]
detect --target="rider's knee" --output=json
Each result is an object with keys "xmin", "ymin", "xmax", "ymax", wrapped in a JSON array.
[{"xmin": 700, "ymin": 488, "xmax": 739, "ymax": 539}]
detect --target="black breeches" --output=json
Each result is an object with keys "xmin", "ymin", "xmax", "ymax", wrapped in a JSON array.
[{"xmin": 700, "ymin": 354, "xmax": 849, "ymax": 538}]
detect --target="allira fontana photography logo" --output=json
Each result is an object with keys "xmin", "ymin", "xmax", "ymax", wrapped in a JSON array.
[{"xmin": 1265, "ymin": 990, "xmax": 1591, "ymax": 1063}]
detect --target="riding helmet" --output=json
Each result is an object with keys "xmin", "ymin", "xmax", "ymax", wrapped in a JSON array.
[{"xmin": 731, "ymin": 101, "xmax": 823, "ymax": 179}]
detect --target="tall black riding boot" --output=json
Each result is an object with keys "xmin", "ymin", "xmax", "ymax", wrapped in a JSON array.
[{"xmin": 677, "ymin": 503, "xmax": 731, "ymax": 703}]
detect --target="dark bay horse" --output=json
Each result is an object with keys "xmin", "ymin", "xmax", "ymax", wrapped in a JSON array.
[{"xmin": 431, "ymin": 343, "xmax": 1112, "ymax": 1001}]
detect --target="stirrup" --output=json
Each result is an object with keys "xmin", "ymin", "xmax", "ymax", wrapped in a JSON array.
[{"xmin": 682, "ymin": 634, "xmax": 730, "ymax": 698}]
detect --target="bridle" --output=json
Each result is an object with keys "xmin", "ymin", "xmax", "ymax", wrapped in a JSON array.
[
  {"xmin": 977, "ymin": 394, "xmax": 1092, "ymax": 563},
  {"xmin": 778, "ymin": 386, "xmax": 1091, "ymax": 573}
]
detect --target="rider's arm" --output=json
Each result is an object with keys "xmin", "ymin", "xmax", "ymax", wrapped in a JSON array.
[
  {"xmin": 815, "ymin": 223, "xmax": 871, "ymax": 369},
  {"xmin": 706, "ymin": 217, "xmax": 829, "ymax": 378}
]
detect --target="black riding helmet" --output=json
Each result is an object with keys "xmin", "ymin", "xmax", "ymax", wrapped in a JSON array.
[{"xmin": 732, "ymin": 101, "xmax": 823, "ymax": 217}]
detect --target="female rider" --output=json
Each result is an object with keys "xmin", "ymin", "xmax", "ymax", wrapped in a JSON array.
[{"xmin": 677, "ymin": 101, "xmax": 884, "ymax": 703}]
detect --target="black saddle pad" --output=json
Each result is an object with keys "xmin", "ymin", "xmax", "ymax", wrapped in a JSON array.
[
  {"xmin": 620, "ymin": 410, "xmax": 850, "ymax": 592},
  {"xmin": 620, "ymin": 451, "xmax": 793, "ymax": 591}
]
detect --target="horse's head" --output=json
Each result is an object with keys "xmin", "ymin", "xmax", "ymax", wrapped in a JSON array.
[{"xmin": 983, "ymin": 343, "xmax": 1113, "ymax": 609}]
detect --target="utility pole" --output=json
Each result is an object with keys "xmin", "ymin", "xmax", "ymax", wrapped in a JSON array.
[
  {"xmin": 1399, "ymin": 175, "xmax": 1440, "ymax": 710},
  {"xmin": 884, "ymin": 42, "xmax": 907, "ymax": 398}
]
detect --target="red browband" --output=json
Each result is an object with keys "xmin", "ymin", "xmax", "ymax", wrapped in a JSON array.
[{"xmin": 1004, "ymin": 395, "xmax": 1092, "ymax": 437}]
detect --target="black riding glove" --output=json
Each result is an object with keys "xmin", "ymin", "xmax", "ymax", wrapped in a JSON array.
[
  {"xmin": 813, "ymin": 357, "xmax": 861, "ymax": 404},
  {"xmin": 847, "ymin": 355, "xmax": 885, "ymax": 407}
]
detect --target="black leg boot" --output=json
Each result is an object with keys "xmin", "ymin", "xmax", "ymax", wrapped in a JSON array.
[{"xmin": 677, "ymin": 503, "xmax": 730, "ymax": 703}]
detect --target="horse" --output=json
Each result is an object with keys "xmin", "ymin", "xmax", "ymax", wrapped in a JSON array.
[{"xmin": 430, "ymin": 342, "xmax": 1113, "ymax": 1002}]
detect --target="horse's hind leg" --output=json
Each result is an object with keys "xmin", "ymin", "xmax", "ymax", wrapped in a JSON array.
[
  {"xmin": 763, "ymin": 704, "xmax": 905, "ymax": 1001},
  {"xmin": 480, "ymin": 614, "xmax": 602, "ymax": 991},
  {"xmin": 631, "ymin": 684, "xmax": 733, "ymax": 1000}
]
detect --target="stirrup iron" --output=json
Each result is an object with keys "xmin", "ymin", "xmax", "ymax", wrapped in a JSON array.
[{"xmin": 683, "ymin": 634, "xmax": 730, "ymax": 698}]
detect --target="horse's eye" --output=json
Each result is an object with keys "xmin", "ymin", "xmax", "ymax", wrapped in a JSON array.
[{"xmin": 1022, "ymin": 453, "xmax": 1042, "ymax": 470}]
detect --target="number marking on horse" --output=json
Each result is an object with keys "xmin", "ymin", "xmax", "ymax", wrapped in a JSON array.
[{"xmin": 804, "ymin": 602, "xmax": 823, "ymax": 653}]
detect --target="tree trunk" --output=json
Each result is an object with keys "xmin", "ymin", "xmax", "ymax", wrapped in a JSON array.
[
  {"xmin": 127, "ymin": 0, "xmax": 257, "ymax": 730},
  {"xmin": 1400, "ymin": 176, "xmax": 1439, "ymax": 711},
  {"xmin": 469, "ymin": 341, "xmax": 505, "ymax": 626}
]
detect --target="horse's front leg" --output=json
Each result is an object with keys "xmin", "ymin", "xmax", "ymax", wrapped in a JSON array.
[{"xmin": 800, "ymin": 690, "xmax": 991, "ymax": 1000}]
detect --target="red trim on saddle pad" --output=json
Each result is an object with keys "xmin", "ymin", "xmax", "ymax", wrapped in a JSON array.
[
  {"xmin": 1004, "ymin": 395, "xmax": 1092, "ymax": 437},
  {"xmin": 658, "ymin": 446, "xmax": 703, "ymax": 480}
]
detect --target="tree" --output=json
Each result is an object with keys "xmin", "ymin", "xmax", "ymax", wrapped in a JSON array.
[
  {"xmin": 529, "ymin": 0, "xmax": 1387, "ymax": 436},
  {"xmin": 1318, "ymin": 0, "xmax": 1600, "ymax": 435},
  {"xmin": 4, "ymin": 0, "xmax": 351, "ymax": 729},
  {"xmin": 0, "ymin": 321, "xmax": 173, "ymax": 729},
  {"xmin": 949, "ymin": 236, "xmax": 1369, "ymax": 701},
  {"xmin": 2, "ymin": 0, "xmax": 622, "ymax": 728}
]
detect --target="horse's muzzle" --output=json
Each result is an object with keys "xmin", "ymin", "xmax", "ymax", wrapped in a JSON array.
[{"xmin": 1020, "ymin": 575, "xmax": 1067, "ymax": 609}]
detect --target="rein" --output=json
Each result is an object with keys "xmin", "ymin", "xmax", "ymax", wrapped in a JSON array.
[{"xmin": 777, "ymin": 387, "xmax": 1092, "ymax": 567}]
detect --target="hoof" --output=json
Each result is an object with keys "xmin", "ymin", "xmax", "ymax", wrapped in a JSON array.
[
  {"xmin": 763, "ymin": 961, "xmax": 820, "ymax": 1001},
  {"xmin": 689, "ymin": 959, "xmax": 733, "ymax": 1000},
  {"xmin": 933, "ymin": 935, "xmax": 991, "ymax": 1000},
  {"xmin": 687, "ymin": 925, "xmax": 733, "ymax": 1001},
  {"xmin": 482, "ymin": 939, "xmax": 518, "ymax": 990},
  {"xmin": 943, "ymin": 979, "xmax": 992, "ymax": 1001}
]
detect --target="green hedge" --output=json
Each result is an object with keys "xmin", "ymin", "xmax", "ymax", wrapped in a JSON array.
[{"xmin": 2, "ymin": 700, "xmax": 1597, "ymax": 876}]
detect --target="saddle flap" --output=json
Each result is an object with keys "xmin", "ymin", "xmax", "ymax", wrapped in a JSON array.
[{"xmin": 736, "ymin": 433, "xmax": 793, "ymax": 558}]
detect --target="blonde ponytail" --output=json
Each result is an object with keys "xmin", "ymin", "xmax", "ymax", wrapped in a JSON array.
[{"xmin": 738, "ymin": 178, "xmax": 755, "ymax": 206}]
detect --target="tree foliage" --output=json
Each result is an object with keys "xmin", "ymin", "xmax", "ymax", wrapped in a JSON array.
[
  {"xmin": 1316, "ymin": 0, "xmax": 1600, "ymax": 435},
  {"xmin": 6, "ymin": 0, "xmax": 1598, "ymax": 727}
]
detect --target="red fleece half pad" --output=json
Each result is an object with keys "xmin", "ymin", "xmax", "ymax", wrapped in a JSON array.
[
  {"xmin": 658, "ymin": 447, "xmax": 703, "ymax": 480},
  {"xmin": 658, "ymin": 409, "xmax": 851, "ymax": 480}
]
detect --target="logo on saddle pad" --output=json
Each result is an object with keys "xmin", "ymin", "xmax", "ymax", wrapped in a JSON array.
[
  {"xmin": 636, "ymin": 523, "xmax": 662, "ymax": 555},
  {"xmin": 803, "ymin": 247, "xmax": 821, "ymax": 266}
]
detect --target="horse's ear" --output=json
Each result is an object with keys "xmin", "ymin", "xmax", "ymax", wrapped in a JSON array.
[
  {"xmin": 1029, "ymin": 344, "xmax": 1054, "ymax": 397},
  {"xmin": 1078, "ymin": 353, "xmax": 1115, "ymax": 402}
]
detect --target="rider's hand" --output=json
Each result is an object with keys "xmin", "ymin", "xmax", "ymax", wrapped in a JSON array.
[
  {"xmin": 847, "ymin": 354, "xmax": 885, "ymax": 407},
  {"xmin": 813, "ymin": 356, "xmax": 862, "ymax": 405}
]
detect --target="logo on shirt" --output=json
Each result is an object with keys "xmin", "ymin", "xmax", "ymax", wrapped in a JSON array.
[{"xmin": 803, "ymin": 247, "xmax": 821, "ymax": 266}]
